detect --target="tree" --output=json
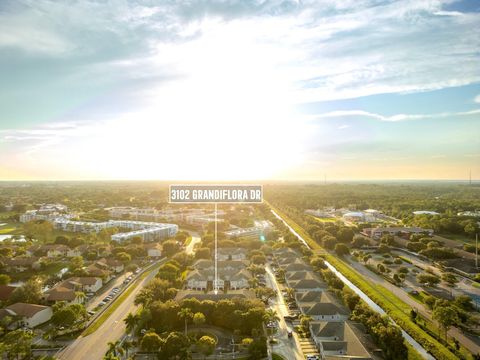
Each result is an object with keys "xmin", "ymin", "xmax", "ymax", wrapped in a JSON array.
[
  {"xmin": 69, "ymin": 256, "xmax": 84, "ymax": 273},
  {"xmin": 178, "ymin": 307, "xmax": 193, "ymax": 336},
  {"xmin": 433, "ymin": 305, "xmax": 459, "ymax": 340},
  {"xmin": 115, "ymin": 252, "xmax": 131, "ymax": 264},
  {"xmin": 334, "ymin": 243, "xmax": 350, "ymax": 256},
  {"xmin": 197, "ymin": 335, "xmax": 216, "ymax": 359},
  {"xmin": 124, "ymin": 312, "xmax": 140, "ymax": 334},
  {"xmin": 141, "ymin": 332, "xmax": 163, "ymax": 352},
  {"xmin": 0, "ymin": 274, "xmax": 11, "ymax": 285},
  {"xmin": 106, "ymin": 340, "xmax": 124, "ymax": 358},
  {"xmin": 351, "ymin": 235, "xmax": 369, "ymax": 248},
  {"xmin": 251, "ymin": 254, "xmax": 266, "ymax": 265},
  {"xmin": 255, "ymin": 287, "xmax": 276, "ymax": 303},
  {"xmin": 263, "ymin": 308, "xmax": 279, "ymax": 328},
  {"xmin": 163, "ymin": 240, "xmax": 180, "ymax": 257},
  {"xmin": 441, "ymin": 272, "xmax": 458, "ymax": 287},
  {"xmin": 3, "ymin": 329, "xmax": 33, "ymax": 359},
  {"xmin": 322, "ymin": 235, "xmax": 336, "ymax": 250},
  {"xmin": 52, "ymin": 306, "xmax": 77, "ymax": 327},
  {"xmin": 11, "ymin": 279, "xmax": 42, "ymax": 304},
  {"xmin": 193, "ymin": 312, "xmax": 206, "ymax": 326},
  {"xmin": 194, "ymin": 247, "xmax": 211, "ymax": 260},
  {"xmin": 161, "ymin": 331, "xmax": 191, "ymax": 359},
  {"xmin": 417, "ymin": 273, "xmax": 440, "ymax": 287},
  {"xmin": 247, "ymin": 336, "xmax": 267, "ymax": 360},
  {"xmin": 337, "ymin": 227, "xmax": 354, "ymax": 243}
]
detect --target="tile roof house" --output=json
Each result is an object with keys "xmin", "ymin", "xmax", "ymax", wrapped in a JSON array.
[
  {"xmin": 311, "ymin": 321, "xmax": 373, "ymax": 359},
  {"xmin": 289, "ymin": 278, "xmax": 326, "ymax": 292},
  {"xmin": 85, "ymin": 264, "xmax": 112, "ymax": 280},
  {"xmin": 46, "ymin": 244, "xmax": 70, "ymax": 258},
  {"xmin": 283, "ymin": 262, "xmax": 313, "ymax": 272},
  {"xmin": 186, "ymin": 259, "xmax": 252, "ymax": 290},
  {"xmin": 217, "ymin": 248, "xmax": 247, "ymax": 261},
  {"xmin": 96, "ymin": 258, "xmax": 124, "ymax": 273},
  {"xmin": 0, "ymin": 285, "xmax": 16, "ymax": 301},
  {"xmin": 175, "ymin": 289, "xmax": 256, "ymax": 302},
  {"xmin": 0, "ymin": 303, "xmax": 52, "ymax": 328},
  {"xmin": 299, "ymin": 301, "xmax": 349, "ymax": 321},
  {"xmin": 295, "ymin": 290, "xmax": 324, "ymax": 304},
  {"xmin": 3, "ymin": 257, "xmax": 41, "ymax": 272}
]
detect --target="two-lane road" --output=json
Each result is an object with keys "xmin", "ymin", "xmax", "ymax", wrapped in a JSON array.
[
  {"xmin": 265, "ymin": 264, "xmax": 304, "ymax": 360},
  {"xmin": 57, "ymin": 264, "xmax": 161, "ymax": 360}
]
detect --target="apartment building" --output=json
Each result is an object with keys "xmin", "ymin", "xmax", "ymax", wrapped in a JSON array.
[{"xmin": 224, "ymin": 220, "xmax": 273, "ymax": 239}]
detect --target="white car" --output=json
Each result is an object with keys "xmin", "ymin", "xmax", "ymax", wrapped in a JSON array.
[{"xmin": 306, "ymin": 355, "xmax": 320, "ymax": 360}]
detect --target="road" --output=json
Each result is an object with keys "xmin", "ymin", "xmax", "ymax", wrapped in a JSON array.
[
  {"xmin": 264, "ymin": 264, "xmax": 304, "ymax": 360},
  {"xmin": 185, "ymin": 232, "xmax": 201, "ymax": 255},
  {"xmin": 347, "ymin": 257, "xmax": 480, "ymax": 354},
  {"xmin": 57, "ymin": 264, "xmax": 161, "ymax": 360}
]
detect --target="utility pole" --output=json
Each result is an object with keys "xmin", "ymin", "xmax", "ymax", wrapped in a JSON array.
[
  {"xmin": 470, "ymin": 170, "xmax": 472, "ymax": 186},
  {"xmin": 474, "ymin": 232, "xmax": 478, "ymax": 269},
  {"xmin": 214, "ymin": 202, "xmax": 218, "ymax": 294}
]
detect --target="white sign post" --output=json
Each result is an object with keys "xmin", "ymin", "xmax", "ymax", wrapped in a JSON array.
[{"xmin": 170, "ymin": 184, "xmax": 263, "ymax": 294}]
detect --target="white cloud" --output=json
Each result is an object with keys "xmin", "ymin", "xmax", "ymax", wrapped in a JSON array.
[
  {"xmin": 314, "ymin": 109, "xmax": 480, "ymax": 122},
  {"xmin": 475, "ymin": 94, "xmax": 480, "ymax": 103}
]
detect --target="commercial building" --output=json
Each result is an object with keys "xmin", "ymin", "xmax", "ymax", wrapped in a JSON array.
[{"xmin": 362, "ymin": 226, "xmax": 434, "ymax": 239}]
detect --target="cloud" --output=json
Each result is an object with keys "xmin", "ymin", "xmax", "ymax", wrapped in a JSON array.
[
  {"xmin": 313, "ymin": 109, "xmax": 480, "ymax": 122},
  {"xmin": 475, "ymin": 94, "xmax": 480, "ymax": 103},
  {"xmin": 0, "ymin": 0, "xmax": 479, "ymax": 104}
]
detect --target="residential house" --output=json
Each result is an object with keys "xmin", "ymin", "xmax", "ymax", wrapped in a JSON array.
[
  {"xmin": 85, "ymin": 264, "xmax": 112, "ymax": 281},
  {"xmin": 299, "ymin": 291, "xmax": 349, "ymax": 321},
  {"xmin": 47, "ymin": 244, "xmax": 70, "ymax": 258},
  {"xmin": 67, "ymin": 245, "xmax": 88, "ymax": 257},
  {"xmin": 217, "ymin": 248, "xmax": 247, "ymax": 261},
  {"xmin": 0, "ymin": 285, "xmax": 16, "ymax": 302},
  {"xmin": 310, "ymin": 321, "xmax": 372, "ymax": 359},
  {"xmin": 97, "ymin": 258, "xmax": 124, "ymax": 273},
  {"xmin": 0, "ymin": 303, "xmax": 52, "ymax": 328},
  {"xmin": 186, "ymin": 259, "xmax": 252, "ymax": 291},
  {"xmin": 43, "ymin": 277, "xmax": 95, "ymax": 304},
  {"xmin": 64, "ymin": 277, "xmax": 102, "ymax": 293},
  {"xmin": 3, "ymin": 257, "xmax": 40, "ymax": 272}
]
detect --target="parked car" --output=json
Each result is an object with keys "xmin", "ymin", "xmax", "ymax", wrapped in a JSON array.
[{"xmin": 306, "ymin": 355, "xmax": 320, "ymax": 360}]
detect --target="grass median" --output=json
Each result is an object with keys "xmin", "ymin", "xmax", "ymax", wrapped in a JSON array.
[
  {"xmin": 269, "ymin": 203, "xmax": 460, "ymax": 360},
  {"xmin": 82, "ymin": 262, "xmax": 160, "ymax": 336}
]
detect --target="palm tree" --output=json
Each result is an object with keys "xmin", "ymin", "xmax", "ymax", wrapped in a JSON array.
[
  {"xmin": 124, "ymin": 312, "xmax": 140, "ymax": 334},
  {"xmin": 123, "ymin": 340, "xmax": 132, "ymax": 358},
  {"xmin": 106, "ymin": 340, "xmax": 124, "ymax": 358},
  {"xmin": 285, "ymin": 287, "xmax": 295, "ymax": 300},
  {"xmin": 75, "ymin": 291, "xmax": 86, "ymax": 304},
  {"xmin": 263, "ymin": 309, "xmax": 280, "ymax": 341},
  {"xmin": 178, "ymin": 308, "xmax": 193, "ymax": 336}
]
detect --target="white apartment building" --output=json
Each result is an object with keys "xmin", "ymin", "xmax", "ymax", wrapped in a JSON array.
[{"xmin": 224, "ymin": 220, "xmax": 273, "ymax": 239}]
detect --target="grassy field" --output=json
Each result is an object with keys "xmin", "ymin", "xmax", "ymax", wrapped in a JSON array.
[
  {"xmin": 269, "ymin": 203, "xmax": 462, "ymax": 360},
  {"xmin": 439, "ymin": 233, "xmax": 474, "ymax": 244}
]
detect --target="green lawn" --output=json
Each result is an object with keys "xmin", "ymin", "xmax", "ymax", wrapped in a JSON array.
[
  {"xmin": 272, "ymin": 353, "xmax": 287, "ymax": 360},
  {"xmin": 439, "ymin": 233, "xmax": 474, "ymax": 244}
]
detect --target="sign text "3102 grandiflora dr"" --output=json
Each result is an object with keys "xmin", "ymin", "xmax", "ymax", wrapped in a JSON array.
[{"xmin": 169, "ymin": 185, "xmax": 263, "ymax": 203}]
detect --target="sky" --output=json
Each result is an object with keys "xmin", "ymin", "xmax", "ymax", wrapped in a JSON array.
[{"xmin": 0, "ymin": 0, "xmax": 479, "ymax": 181}]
